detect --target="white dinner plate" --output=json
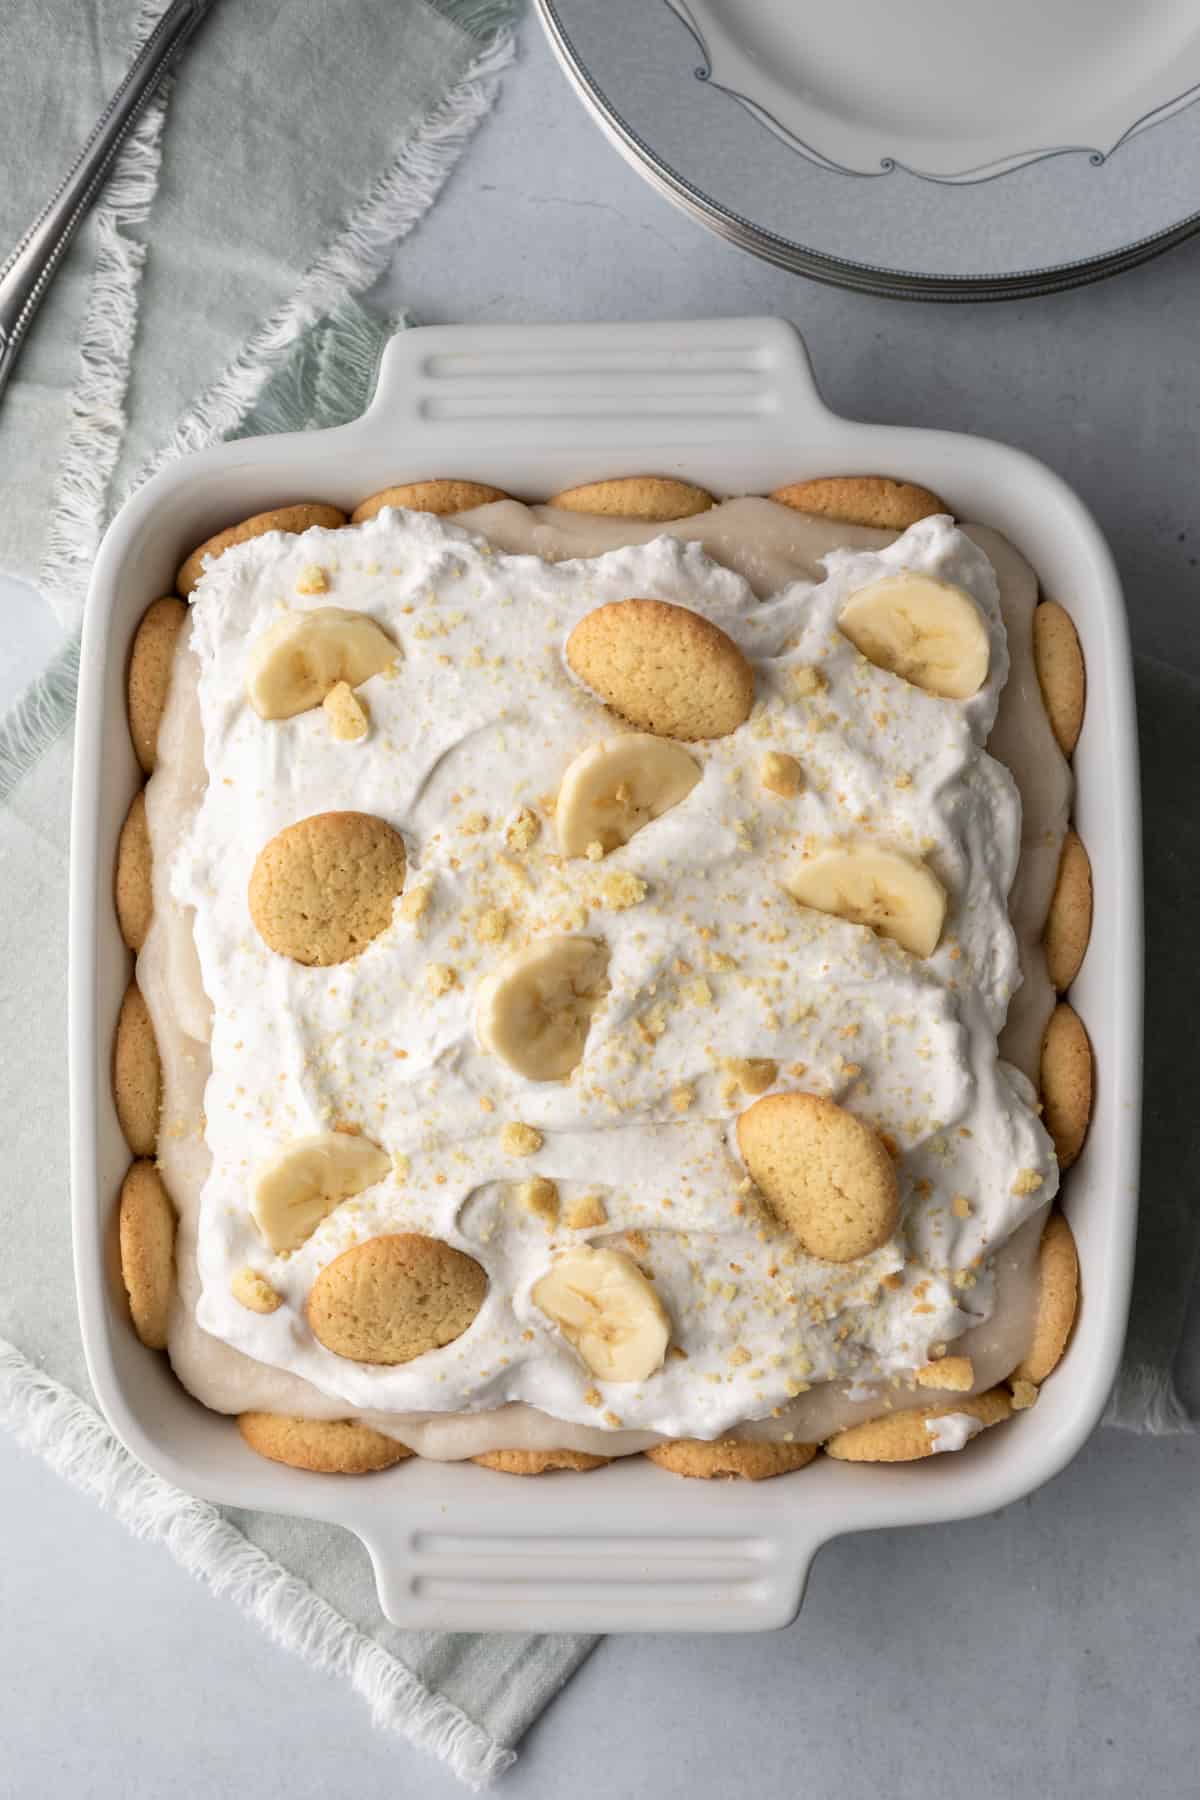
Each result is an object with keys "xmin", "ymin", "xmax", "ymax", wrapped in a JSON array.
[{"xmin": 536, "ymin": 0, "xmax": 1200, "ymax": 298}]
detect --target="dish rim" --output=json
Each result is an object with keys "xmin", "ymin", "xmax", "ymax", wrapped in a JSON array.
[{"xmin": 69, "ymin": 316, "xmax": 1142, "ymax": 1631}]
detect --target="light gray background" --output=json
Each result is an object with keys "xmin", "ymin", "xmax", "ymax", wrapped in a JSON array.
[{"xmin": 2, "ymin": 16, "xmax": 1198, "ymax": 1798}]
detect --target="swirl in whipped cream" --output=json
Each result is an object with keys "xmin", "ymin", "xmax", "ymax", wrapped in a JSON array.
[{"xmin": 170, "ymin": 508, "xmax": 1057, "ymax": 1440}]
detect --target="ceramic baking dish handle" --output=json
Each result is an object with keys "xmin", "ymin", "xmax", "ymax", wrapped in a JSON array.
[
  {"xmin": 360, "ymin": 316, "xmax": 835, "ymax": 459},
  {"xmin": 355, "ymin": 1508, "xmax": 824, "ymax": 1633}
]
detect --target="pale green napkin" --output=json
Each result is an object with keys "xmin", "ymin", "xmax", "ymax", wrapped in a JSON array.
[
  {"xmin": 0, "ymin": 1, "xmax": 604, "ymax": 1788},
  {"xmin": 0, "ymin": 0, "xmax": 515, "ymax": 625}
]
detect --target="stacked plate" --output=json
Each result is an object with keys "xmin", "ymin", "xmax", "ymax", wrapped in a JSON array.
[{"xmin": 536, "ymin": 0, "xmax": 1200, "ymax": 299}]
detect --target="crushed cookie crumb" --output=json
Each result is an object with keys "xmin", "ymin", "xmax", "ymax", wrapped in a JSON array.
[
  {"xmin": 1010, "ymin": 1378, "xmax": 1039, "ymax": 1411},
  {"xmin": 669, "ymin": 1084, "xmax": 695, "ymax": 1113},
  {"xmin": 565, "ymin": 1192, "xmax": 608, "ymax": 1230},
  {"xmin": 295, "ymin": 565, "xmax": 328, "ymax": 595},
  {"xmin": 636, "ymin": 1004, "xmax": 667, "ymax": 1044},
  {"xmin": 585, "ymin": 840, "xmax": 605, "ymax": 861},
  {"xmin": 496, "ymin": 854, "xmax": 532, "ymax": 893},
  {"xmin": 596, "ymin": 869, "xmax": 647, "ymax": 911},
  {"xmin": 460, "ymin": 810, "xmax": 489, "ymax": 835},
  {"xmin": 399, "ymin": 885, "xmax": 431, "ymax": 923},
  {"xmin": 791, "ymin": 665, "xmax": 827, "ymax": 697},
  {"xmin": 1011, "ymin": 1167, "xmax": 1044, "ymax": 1196},
  {"xmin": 474, "ymin": 907, "xmax": 510, "ymax": 945},
  {"xmin": 583, "ymin": 1387, "xmax": 603, "ymax": 1408},
  {"xmin": 916, "ymin": 1355, "xmax": 974, "ymax": 1391},
  {"xmin": 231, "ymin": 1267, "xmax": 282, "ymax": 1314},
  {"xmin": 424, "ymin": 962, "xmax": 457, "ymax": 997},
  {"xmin": 518, "ymin": 1176, "xmax": 560, "ymax": 1227},
  {"xmin": 323, "ymin": 681, "xmax": 369, "ymax": 741},
  {"xmin": 722, "ymin": 1056, "xmax": 778, "ymax": 1095},
  {"xmin": 679, "ymin": 977, "xmax": 713, "ymax": 1007},
  {"xmin": 505, "ymin": 807, "xmax": 541, "ymax": 852},
  {"xmin": 952, "ymin": 1194, "xmax": 972, "ymax": 1219},
  {"xmin": 760, "ymin": 751, "xmax": 804, "ymax": 797},
  {"xmin": 501, "ymin": 1121, "xmax": 543, "ymax": 1156}
]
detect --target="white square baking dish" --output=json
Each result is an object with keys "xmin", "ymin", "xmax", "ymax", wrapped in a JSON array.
[{"xmin": 70, "ymin": 318, "xmax": 1142, "ymax": 1633}]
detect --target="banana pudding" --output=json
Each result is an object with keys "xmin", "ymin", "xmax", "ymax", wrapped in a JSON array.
[{"xmin": 114, "ymin": 474, "xmax": 1090, "ymax": 1478}]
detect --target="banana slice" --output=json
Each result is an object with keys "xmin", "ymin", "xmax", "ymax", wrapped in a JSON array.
[
  {"xmin": 252, "ymin": 1132, "xmax": 391, "ymax": 1252},
  {"xmin": 557, "ymin": 733, "xmax": 701, "ymax": 858},
  {"xmin": 785, "ymin": 845, "xmax": 947, "ymax": 958},
  {"xmin": 533, "ymin": 1245, "xmax": 670, "ymax": 1381},
  {"xmin": 838, "ymin": 574, "xmax": 990, "ymax": 699},
  {"xmin": 247, "ymin": 607, "xmax": 398, "ymax": 719},
  {"xmin": 476, "ymin": 936, "xmax": 610, "ymax": 1080}
]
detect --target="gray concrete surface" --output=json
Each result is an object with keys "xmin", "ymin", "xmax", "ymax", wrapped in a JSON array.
[{"xmin": 2, "ymin": 15, "xmax": 1198, "ymax": 1796}]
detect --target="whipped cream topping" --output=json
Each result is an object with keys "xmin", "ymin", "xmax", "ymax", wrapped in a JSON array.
[
  {"xmin": 162, "ymin": 507, "xmax": 1058, "ymax": 1441},
  {"xmin": 925, "ymin": 1410, "xmax": 986, "ymax": 1453}
]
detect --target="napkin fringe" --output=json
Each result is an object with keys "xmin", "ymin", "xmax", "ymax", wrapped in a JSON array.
[
  {"xmin": 0, "ymin": 1339, "xmax": 516, "ymax": 1789},
  {"xmin": 0, "ymin": 629, "xmax": 81, "ymax": 807},
  {"xmin": 38, "ymin": 0, "xmax": 171, "ymax": 616},
  {"xmin": 120, "ymin": 22, "xmax": 515, "ymax": 498},
  {"xmin": 1104, "ymin": 1360, "xmax": 1194, "ymax": 1435},
  {"xmin": 430, "ymin": 0, "xmax": 518, "ymax": 35},
  {"xmin": 230, "ymin": 298, "xmax": 405, "ymax": 441}
]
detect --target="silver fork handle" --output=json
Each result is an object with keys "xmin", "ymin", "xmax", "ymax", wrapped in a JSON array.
[{"xmin": 0, "ymin": 0, "xmax": 215, "ymax": 405}]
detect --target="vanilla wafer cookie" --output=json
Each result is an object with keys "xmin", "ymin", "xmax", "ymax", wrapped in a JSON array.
[
  {"xmin": 736, "ymin": 1091, "xmax": 898, "ymax": 1262},
  {"xmin": 118, "ymin": 1160, "xmax": 176, "ymax": 1350},
  {"xmin": 1044, "ymin": 829, "xmax": 1093, "ymax": 991},
  {"xmin": 549, "ymin": 475, "xmax": 714, "ymax": 520},
  {"xmin": 645, "ymin": 1438, "xmax": 818, "ymax": 1480},
  {"xmin": 473, "ymin": 1448, "xmax": 610, "ymax": 1475},
  {"xmin": 1013, "ymin": 1211, "xmax": 1079, "ymax": 1384},
  {"xmin": 1040, "ymin": 1003, "xmax": 1093, "ymax": 1168},
  {"xmin": 238, "ymin": 1412, "xmax": 411, "ymax": 1473},
  {"xmin": 127, "ymin": 597, "xmax": 187, "ymax": 773},
  {"xmin": 351, "ymin": 479, "xmax": 508, "ymax": 523},
  {"xmin": 565, "ymin": 597, "xmax": 753, "ymax": 740},
  {"xmin": 113, "ymin": 980, "xmax": 161, "ymax": 1156},
  {"xmin": 248, "ymin": 810, "xmax": 407, "ymax": 966},
  {"xmin": 306, "ymin": 1233, "xmax": 488, "ymax": 1365},
  {"xmin": 770, "ymin": 476, "xmax": 948, "ymax": 529},
  {"xmin": 825, "ymin": 1388, "xmax": 1012, "ymax": 1462},
  {"xmin": 1032, "ymin": 600, "xmax": 1086, "ymax": 756},
  {"xmin": 177, "ymin": 502, "xmax": 346, "ymax": 597},
  {"xmin": 115, "ymin": 788, "xmax": 153, "ymax": 951}
]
